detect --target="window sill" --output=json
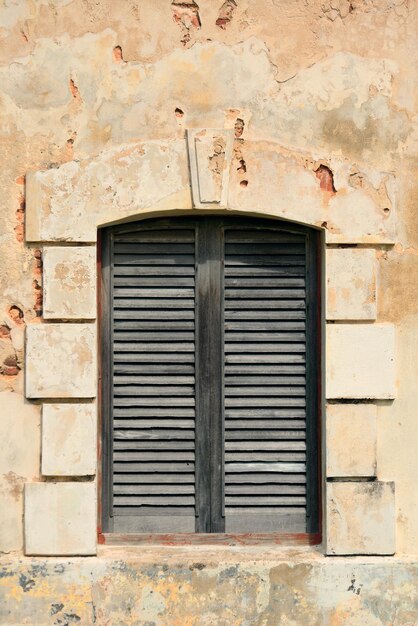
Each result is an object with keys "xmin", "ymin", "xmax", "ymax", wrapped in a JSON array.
[{"xmin": 98, "ymin": 532, "xmax": 322, "ymax": 558}]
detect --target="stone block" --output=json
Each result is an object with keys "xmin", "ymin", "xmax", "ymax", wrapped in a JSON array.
[
  {"xmin": 227, "ymin": 142, "xmax": 396, "ymax": 244},
  {"xmin": 25, "ymin": 140, "xmax": 191, "ymax": 242},
  {"xmin": 326, "ymin": 481, "xmax": 396, "ymax": 555},
  {"xmin": 326, "ymin": 248, "xmax": 377, "ymax": 320},
  {"xmin": 326, "ymin": 324, "xmax": 395, "ymax": 399},
  {"xmin": 26, "ymin": 324, "xmax": 96, "ymax": 398},
  {"xmin": 43, "ymin": 246, "xmax": 96, "ymax": 320},
  {"xmin": 42, "ymin": 404, "xmax": 97, "ymax": 476},
  {"xmin": 326, "ymin": 404, "xmax": 377, "ymax": 477},
  {"xmin": 187, "ymin": 128, "xmax": 233, "ymax": 207},
  {"xmin": 24, "ymin": 482, "xmax": 96, "ymax": 555}
]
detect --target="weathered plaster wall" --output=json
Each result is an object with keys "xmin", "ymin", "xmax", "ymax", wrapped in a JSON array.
[
  {"xmin": 2, "ymin": 551, "xmax": 418, "ymax": 625},
  {"xmin": 0, "ymin": 0, "xmax": 417, "ymax": 620}
]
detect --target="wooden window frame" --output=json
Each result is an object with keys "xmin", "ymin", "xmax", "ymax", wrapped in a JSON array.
[{"xmin": 98, "ymin": 215, "xmax": 322, "ymax": 546}]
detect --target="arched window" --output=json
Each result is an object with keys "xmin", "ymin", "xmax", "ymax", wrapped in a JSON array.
[{"xmin": 101, "ymin": 216, "xmax": 320, "ymax": 537}]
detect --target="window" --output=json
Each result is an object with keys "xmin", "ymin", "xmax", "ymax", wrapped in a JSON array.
[{"xmin": 101, "ymin": 216, "xmax": 320, "ymax": 536}]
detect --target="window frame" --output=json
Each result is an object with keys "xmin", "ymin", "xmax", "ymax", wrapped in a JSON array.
[{"xmin": 98, "ymin": 214, "xmax": 322, "ymax": 546}]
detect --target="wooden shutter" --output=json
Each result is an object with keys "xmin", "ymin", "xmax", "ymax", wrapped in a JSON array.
[
  {"xmin": 106, "ymin": 226, "xmax": 197, "ymax": 532},
  {"xmin": 101, "ymin": 217, "xmax": 319, "ymax": 536},
  {"xmin": 223, "ymin": 227, "xmax": 312, "ymax": 533}
]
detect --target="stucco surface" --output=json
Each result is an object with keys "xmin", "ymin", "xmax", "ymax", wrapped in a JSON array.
[
  {"xmin": 1, "ymin": 553, "xmax": 418, "ymax": 625},
  {"xmin": 0, "ymin": 0, "xmax": 417, "ymax": 581}
]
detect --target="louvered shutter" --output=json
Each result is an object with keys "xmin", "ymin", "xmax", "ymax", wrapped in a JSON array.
[
  {"xmin": 223, "ymin": 227, "xmax": 309, "ymax": 532},
  {"xmin": 102, "ymin": 217, "xmax": 319, "ymax": 536},
  {"xmin": 110, "ymin": 227, "xmax": 197, "ymax": 532}
]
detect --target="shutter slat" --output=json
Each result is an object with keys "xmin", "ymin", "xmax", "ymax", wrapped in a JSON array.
[
  {"xmin": 114, "ymin": 353, "xmax": 194, "ymax": 363},
  {"xmin": 225, "ymin": 387, "xmax": 305, "ymax": 397},
  {"xmin": 115, "ymin": 419, "xmax": 195, "ymax": 428},
  {"xmin": 114, "ymin": 462, "xmax": 194, "ymax": 473},
  {"xmin": 225, "ymin": 289, "xmax": 305, "ymax": 299},
  {"xmin": 113, "ymin": 408, "xmax": 195, "ymax": 418},
  {"xmin": 226, "ymin": 473, "xmax": 306, "ymax": 484},
  {"xmin": 114, "ymin": 496, "xmax": 195, "ymax": 506},
  {"xmin": 225, "ymin": 231, "xmax": 304, "ymax": 243},
  {"xmin": 225, "ymin": 375, "xmax": 305, "ymax": 384},
  {"xmin": 113, "ymin": 337, "xmax": 194, "ymax": 353},
  {"xmin": 225, "ymin": 419, "xmax": 306, "ymax": 429},
  {"xmin": 225, "ymin": 452, "xmax": 306, "ymax": 462},
  {"xmin": 114, "ymin": 485, "xmax": 195, "ymax": 495},
  {"xmin": 225, "ymin": 397, "xmax": 305, "ymax": 407},
  {"xmin": 114, "ymin": 276, "xmax": 195, "ymax": 287},
  {"xmin": 225, "ymin": 267, "xmax": 304, "ymax": 277},
  {"xmin": 114, "ymin": 310, "xmax": 195, "ymax": 320},
  {"xmin": 225, "ymin": 255, "xmax": 305, "ymax": 266},
  {"xmin": 226, "ymin": 430, "xmax": 306, "ymax": 440},
  {"xmin": 114, "ymin": 242, "xmax": 194, "ymax": 254},
  {"xmin": 114, "ymin": 451, "xmax": 195, "ymax": 461},
  {"xmin": 225, "ymin": 462, "xmax": 305, "ymax": 473},
  {"xmin": 114, "ymin": 229, "xmax": 195, "ymax": 242},
  {"xmin": 114, "ymin": 376, "xmax": 195, "ymax": 385},
  {"xmin": 113, "ymin": 386, "xmax": 195, "ymax": 396},
  {"xmin": 225, "ymin": 409, "xmax": 306, "ymax": 418},
  {"xmin": 225, "ymin": 441, "xmax": 306, "ymax": 451},
  {"xmin": 225, "ymin": 278, "xmax": 305, "ymax": 287},
  {"xmin": 225, "ymin": 310, "xmax": 305, "ymax": 319},
  {"xmin": 225, "ymin": 299, "xmax": 304, "ymax": 309},
  {"xmin": 114, "ymin": 429, "xmax": 195, "ymax": 440},
  {"xmin": 226, "ymin": 484, "xmax": 306, "ymax": 495},
  {"xmin": 225, "ymin": 365, "xmax": 305, "ymax": 373},
  {"xmin": 114, "ymin": 441, "xmax": 195, "ymax": 451},
  {"xmin": 114, "ymin": 473, "xmax": 195, "ymax": 483},
  {"xmin": 225, "ymin": 496, "xmax": 306, "ymax": 506},
  {"xmin": 114, "ymin": 266, "xmax": 195, "ymax": 276}
]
